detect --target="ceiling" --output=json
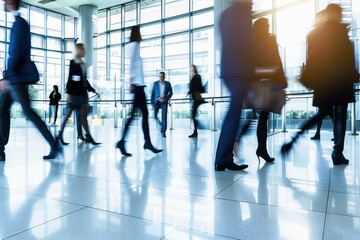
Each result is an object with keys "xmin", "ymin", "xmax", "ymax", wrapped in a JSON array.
[{"xmin": 22, "ymin": 0, "xmax": 132, "ymax": 16}]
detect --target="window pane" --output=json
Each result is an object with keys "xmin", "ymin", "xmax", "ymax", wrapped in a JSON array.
[
  {"xmin": 141, "ymin": 38, "xmax": 161, "ymax": 87},
  {"xmin": 47, "ymin": 37, "xmax": 62, "ymax": 51},
  {"xmin": 97, "ymin": 33, "xmax": 107, "ymax": 48},
  {"xmin": 65, "ymin": 39, "xmax": 75, "ymax": 52},
  {"xmin": 65, "ymin": 16, "xmax": 75, "ymax": 38},
  {"xmin": 193, "ymin": 11, "xmax": 213, "ymax": 28},
  {"xmin": 252, "ymin": 0, "xmax": 272, "ymax": 13},
  {"xmin": 97, "ymin": 10, "xmax": 107, "ymax": 33},
  {"xmin": 110, "ymin": 31, "xmax": 121, "ymax": 45},
  {"xmin": 46, "ymin": 51, "xmax": 62, "ymax": 95},
  {"xmin": 97, "ymin": 48, "xmax": 107, "ymax": 81},
  {"xmin": 165, "ymin": 33, "xmax": 189, "ymax": 95},
  {"xmin": 110, "ymin": 46, "xmax": 121, "ymax": 81},
  {"xmin": 31, "ymin": 35, "xmax": 44, "ymax": 48},
  {"xmin": 140, "ymin": 0, "xmax": 161, "ymax": 24},
  {"xmin": 30, "ymin": 6, "xmax": 45, "ymax": 35},
  {"xmin": 125, "ymin": 2, "xmax": 137, "ymax": 27},
  {"xmin": 0, "ymin": 43, "xmax": 5, "ymax": 70},
  {"xmin": 110, "ymin": 6, "xmax": 122, "ymax": 30},
  {"xmin": 165, "ymin": 17, "xmax": 189, "ymax": 34},
  {"xmin": 193, "ymin": 0, "xmax": 214, "ymax": 11},
  {"xmin": 32, "ymin": 49, "xmax": 45, "ymax": 84},
  {"xmin": 141, "ymin": 23, "xmax": 161, "ymax": 39},
  {"xmin": 193, "ymin": 28, "xmax": 214, "ymax": 94},
  {"xmin": 47, "ymin": 12, "xmax": 62, "ymax": 37},
  {"xmin": 165, "ymin": 0, "xmax": 189, "ymax": 18}
]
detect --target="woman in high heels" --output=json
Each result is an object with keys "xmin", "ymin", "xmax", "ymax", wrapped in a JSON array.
[
  {"xmin": 57, "ymin": 43, "xmax": 100, "ymax": 145},
  {"xmin": 253, "ymin": 18, "xmax": 287, "ymax": 163},
  {"xmin": 116, "ymin": 26, "xmax": 162, "ymax": 156}
]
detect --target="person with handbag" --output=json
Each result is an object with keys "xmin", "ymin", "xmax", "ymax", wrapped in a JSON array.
[
  {"xmin": 0, "ymin": 0, "xmax": 61, "ymax": 160},
  {"xmin": 281, "ymin": 4, "xmax": 358, "ymax": 165},
  {"xmin": 187, "ymin": 65, "xmax": 205, "ymax": 138},
  {"xmin": 116, "ymin": 26, "xmax": 162, "ymax": 156},
  {"xmin": 252, "ymin": 18, "xmax": 287, "ymax": 163},
  {"xmin": 56, "ymin": 43, "xmax": 101, "ymax": 146}
]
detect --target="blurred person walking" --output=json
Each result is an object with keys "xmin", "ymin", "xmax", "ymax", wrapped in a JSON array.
[
  {"xmin": 116, "ymin": 26, "xmax": 162, "ymax": 156},
  {"xmin": 0, "ymin": 0, "xmax": 61, "ymax": 160},
  {"xmin": 281, "ymin": 4, "xmax": 358, "ymax": 165},
  {"xmin": 48, "ymin": 85, "xmax": 61, "ymax": 125},
  {"xmin": 187, "ymin": 65, "xmax": 205, "ymax": 138},
  {"xmin": 57, "ymin": 43, "xmax": 101, "ymax": 146},
  {"xmin": 214, "ymin": 0, "xmax": 253, "ymax": 171},
  {"xmin": 151, "ymin": 71, "xmax": 173, "ymax": 138},
  {"xmin": 252, "ymin": 18, "xmax": 287, "ymax": 163}
]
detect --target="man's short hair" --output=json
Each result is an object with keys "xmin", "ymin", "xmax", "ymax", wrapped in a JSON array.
[
  {"xmin": 159, "ymin": 71, "xmax": 165, "ymax": 76},
  {"xmin": 15, "ymin": 0, "xmax": 21, "ymax": 11}
]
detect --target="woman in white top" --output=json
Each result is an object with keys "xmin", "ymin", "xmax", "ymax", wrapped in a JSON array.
[{"xmin": 116, "ymin": 26, "xmax": 162, "ymax": 156}]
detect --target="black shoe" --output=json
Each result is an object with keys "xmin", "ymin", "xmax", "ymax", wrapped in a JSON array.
[
  {"xmin": 116, "ymin": 140, "xmax": 131, "ymax": 156},
  {"xmin": 214, "ymin": 162, "xmax": 248, "ymax": 171},
  {"xmin": 43, "ymin": 139, "xmax": 62, "ymax": 160},
  {"xmin": 331, "ymin": 138, "xmax": 335, "ymax": 141},
  {"xmin": 256, "ymin": 148, "xmax": 275, "ymax": 163},
  {"xmin": 281, "ymin": 141, "xmax": 294, "ymax": 155},
  {"xmin": 188, "ymin": 131, "xmax": 198, "ymax": 138},
  {"xmin": 144, "ymin": 141, "xmax": 162, "ymax": 154},
  {"xmin": 161, "ymin": 132, "xmax": 166, "ymax": 138},
  {"xmin": 56, "ymin": 132, "xmax": 69, "ymax": 145},
  {"xmin": 85, "ymin": 134, "xmax": 101, "ymax": 145},
  {"xmin": 331, "ymin": 152, "xmax": 349, "ymax": 165},
  {"xmin": 78, "ymin": 135, "xmax": 86, "ymax": 141},
  {"xmin": 0, "ymin": 152, "xmax": 5, "ymax": 162},
  {"xmin": 310, "ymin": 135, "xmax": 320, "ymax": 140}
]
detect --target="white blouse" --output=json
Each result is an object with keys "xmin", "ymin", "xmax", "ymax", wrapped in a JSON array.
[{"xmin": 127, "ymin": 41, "xmax": 145, "ymax": 86}]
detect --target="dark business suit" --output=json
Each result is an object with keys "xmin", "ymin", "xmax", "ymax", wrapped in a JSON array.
[
  {"xmin": 151, "ymin": 80, "xmax": 173, "ymax": 134},
  {"xmin": 214, "ymin": 2, "xmax": 253, "ymax": 170},
  {"xmin": 2, "ymin": 14, "xmax": 57, "ymax": 159}
]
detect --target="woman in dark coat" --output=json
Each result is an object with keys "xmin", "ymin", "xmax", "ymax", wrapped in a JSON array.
[
  {"xmin": 281, "ymin": 4, "xmax": 357, "ymax": 165},
  {"xmin": 48, "ymin": 85, "xmax": 61, "ymax": 125},
  {"xmin": 252, "ymin": 18, "xmax": 287, "ymax": 163},
  {"xmin": 188, "ymin": 65, "xmax": 205, "ymax": 138}
]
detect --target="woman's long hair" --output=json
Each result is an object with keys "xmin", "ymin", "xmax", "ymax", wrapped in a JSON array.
[{"xmin": 130, "ymin": 26, "xmax": 142, "ymax": 42}]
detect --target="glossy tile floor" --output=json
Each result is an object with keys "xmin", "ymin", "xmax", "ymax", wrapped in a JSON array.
[{"xmin": 0, "ymin": 124, "xmax": 359, "ymax": 240}]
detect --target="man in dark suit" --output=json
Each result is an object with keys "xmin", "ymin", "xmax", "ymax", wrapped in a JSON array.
[
  {"xmin": 0, "ymin": 0, "xmax": 61, "ymax": 160},
  {"xmin": 151, "ymin": 71, "xmax": 173, "ymax": 138},
  {"xmin": 214, "ymin": 0, "xmax": 253, "ymax": 171}
]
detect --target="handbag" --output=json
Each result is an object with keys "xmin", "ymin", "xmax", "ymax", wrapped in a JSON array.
[{"xmin": 243, "ymin": 79, "xmax": 286, "ymax": 114}]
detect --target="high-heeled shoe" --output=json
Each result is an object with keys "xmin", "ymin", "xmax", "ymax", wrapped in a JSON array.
[
  {"xmin": 56, "ymin": 131, "xmax": 69, "ymax": 145},
  {"xmin": 144, "ymin": 141, "xmax": 162, "ymax": 154},
  {"xmin": 78, "ymin": 135, "xmax": 86, "ymax": 141},
  {"xmin": 116, "ymin": 140, "xmax": 131, "ymax": 156},
  {"xmin": 85, "ymin": 134, "xmax": 101, "ymax": 145},
  {"xmin": 256, "ymin": 148, "xmax": 275, "ymax": 163},
  {"xmin": 188, "ymin": 131, "xmax": 198, "ymax": 138}
]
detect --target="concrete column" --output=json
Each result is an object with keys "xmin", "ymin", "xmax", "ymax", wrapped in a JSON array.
[{"xmin": 78, "ymin": 5, "xmax": 98, "ymax": 79}]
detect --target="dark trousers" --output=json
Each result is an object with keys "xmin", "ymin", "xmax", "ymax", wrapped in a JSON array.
[
  {"xmin": 154, "ymin": 102, "xmax": 168, "ymax": 133},
  {"xmin": 121, "ymin": 86, "xmax": 150, "ymax": 142},
  {"xmin": 215, "ymin": 78, "xmax": 249, "ymax": 165},
  {"xmin": 257, "ymin": 111, "xmax": 269, "ymax": 149},
  {"xmin": 75, "ymin": 108, "xmax": 82, "ymax": 137},
  {"xmin": 9, "ymin": 84, "xmax": 56, "ymax": 147},
  {"xmin": 191, "ymin": 101, "xmax": 202, "ymax": 132},
  {"xmin": 0, "ymin": 92, "xmax": 12, "ymax": 153},
  {"xmin": 295, "ymin": 105, "xmax": 347, "ymax": 153}
]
